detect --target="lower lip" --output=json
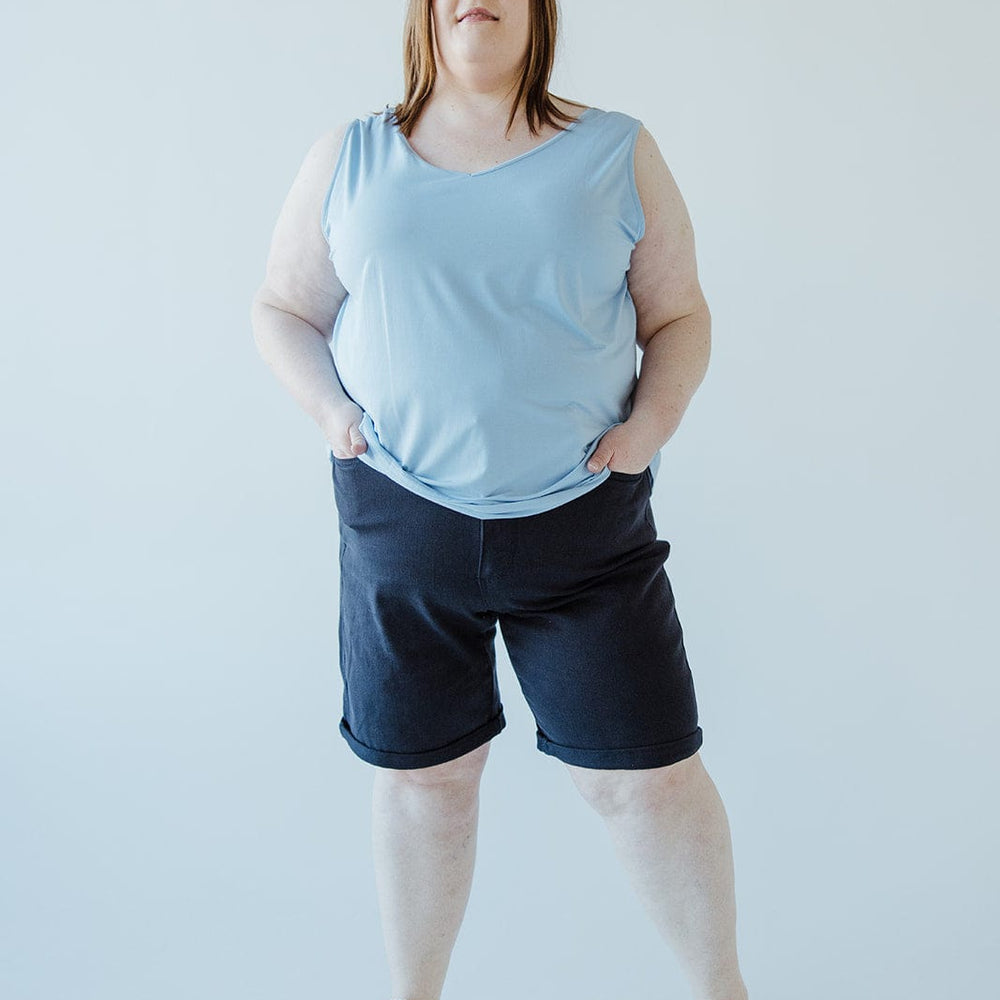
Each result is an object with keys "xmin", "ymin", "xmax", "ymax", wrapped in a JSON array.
[{"xmin": 461, "ymin": 13, "xmax": 497, "ymax": 22}]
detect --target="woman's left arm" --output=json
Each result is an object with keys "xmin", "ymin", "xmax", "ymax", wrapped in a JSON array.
[{"xmin": 589, "ymin": 125, "xmax": 712, "ymax": 474}]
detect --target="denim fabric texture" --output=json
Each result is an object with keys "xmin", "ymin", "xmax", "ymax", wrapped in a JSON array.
[{"xmin": 331, "ymin": 456, "xmax": 703, "ymax": 771}]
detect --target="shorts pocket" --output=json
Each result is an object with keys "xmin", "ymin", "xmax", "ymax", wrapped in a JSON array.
[{"xmin": 607, "ymin": 468, "xmax": 647, "ymax": 481}]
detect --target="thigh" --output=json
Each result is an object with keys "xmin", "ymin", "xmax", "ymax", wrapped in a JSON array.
[
  {"xmin": 494, "ymin": 469, "xmax": 703, "ymax": 770},
  {"xmin": 332, "ymin": 456, "xmax": 506, "ymax": 769}
]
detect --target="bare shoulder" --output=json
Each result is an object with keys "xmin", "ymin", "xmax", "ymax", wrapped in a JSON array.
[
  {"xmin": 312, "ymin": 117, "xmax": 353, "ymax": 169},
  {"xmin": 632, "ymin": 123, "xmax": 692, "ymax": 242},
  {"xmin": 251, "ymin": 119, "xmax": 355, "ymax": 340},
  {"xmin": 627, "ymin": 123, "xmax": 709, "ymax": 350}
]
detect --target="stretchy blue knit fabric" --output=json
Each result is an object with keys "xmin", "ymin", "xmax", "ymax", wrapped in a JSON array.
[{"xmin": 321, "ymin": 103, "xmax": 659, "ymax": 518}]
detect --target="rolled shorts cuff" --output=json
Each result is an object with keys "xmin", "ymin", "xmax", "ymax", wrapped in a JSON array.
[
  {"xmin": 536, "ymin": 725, "xmax": 704, "ymax": 770},
  {"xmin": 339, "ymin": 709, "xmax": 507, "ymax": 770}
]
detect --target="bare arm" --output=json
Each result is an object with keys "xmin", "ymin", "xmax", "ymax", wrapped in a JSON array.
[
  {"xmin": 624, "ymin": 124, "xmax": 712, "ymax": 456},
  {"xmin": 250, "ymin": 119, "xmax": 369, "ymax": 458}
]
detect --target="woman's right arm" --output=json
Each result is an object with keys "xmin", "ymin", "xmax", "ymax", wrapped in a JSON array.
[{"xmin": 250, "ymin": 120, "xmax": 368, "ymax": 458}]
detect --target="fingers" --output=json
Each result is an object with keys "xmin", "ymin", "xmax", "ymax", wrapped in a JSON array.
[
  {"xmin": 347, "ymin": 423, "xmax": 368, "ymax": 456},
  {"xmin": 588, "ymin": 449, "xmax": 610, "ymax": 473}
]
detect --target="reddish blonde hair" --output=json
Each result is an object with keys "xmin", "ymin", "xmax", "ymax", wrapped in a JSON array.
[{"xmin": 376, "ymin": 1, "xmax": 586, "ymax": 138}]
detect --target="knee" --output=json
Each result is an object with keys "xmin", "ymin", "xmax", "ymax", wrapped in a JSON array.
[
  {"xmin": 565, "ymin": 750, "xmax": 704, "ymax": 817},
  {"xmin": 376, "ymin": 740, "xmax": 492, "ymax": 794}
]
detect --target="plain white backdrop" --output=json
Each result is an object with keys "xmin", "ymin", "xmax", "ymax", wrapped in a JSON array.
[{"xmin": 2, "ymin": 1, "xmax": 997, "ymax": 998}]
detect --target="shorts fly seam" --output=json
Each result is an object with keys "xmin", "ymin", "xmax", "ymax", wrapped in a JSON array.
[{"xmin": 475, "ymin": 517, "xmax": 496, "ymax": 613}]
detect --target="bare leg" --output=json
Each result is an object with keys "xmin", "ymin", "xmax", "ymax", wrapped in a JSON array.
[
  {"xmin": 566, "ymin": 751, "xmax": 749, "ymax": 1000},
  {"xmin": 371, "ymin": 741, "xmax": 491, "ymax": 1000}
]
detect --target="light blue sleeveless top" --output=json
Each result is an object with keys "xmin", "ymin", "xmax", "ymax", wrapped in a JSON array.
[{"xmin": 321, "ymin": 103, "xmax": 661, "ymax": 519}]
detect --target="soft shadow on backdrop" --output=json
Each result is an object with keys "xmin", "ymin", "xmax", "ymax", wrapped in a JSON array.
[{"xmin": 2, "ymin": 2, "xmax": 997, "ymax": 998}]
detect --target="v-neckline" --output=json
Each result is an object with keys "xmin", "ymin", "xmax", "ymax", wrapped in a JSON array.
[{"xmin": 390, "ymin": 106, "xmax": 596, "ymax": 179}]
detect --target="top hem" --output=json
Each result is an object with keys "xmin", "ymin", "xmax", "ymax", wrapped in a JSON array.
[{"xmin": 333, "ymin": 450, "xmax": 613, "ymax": 519}]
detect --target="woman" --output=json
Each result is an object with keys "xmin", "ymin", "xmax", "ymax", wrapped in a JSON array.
[{"xmin": 251, "ymin": 3, "xmax": 749, "ymax": 999}]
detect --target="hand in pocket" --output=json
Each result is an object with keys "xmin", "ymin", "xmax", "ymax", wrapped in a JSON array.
[{"xmin": 323, "ymin": 400, "xmax": 368, "ymax": 460}]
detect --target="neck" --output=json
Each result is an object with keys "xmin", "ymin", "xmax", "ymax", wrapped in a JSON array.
[{"xmin": 425, "ymin": 72, "xmax": 525, "ymax": 126}]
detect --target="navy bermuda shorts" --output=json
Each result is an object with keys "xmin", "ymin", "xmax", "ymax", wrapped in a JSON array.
[{"xmin": 330, "ymin": 455, "xmax": 704, "ymax": 771}]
